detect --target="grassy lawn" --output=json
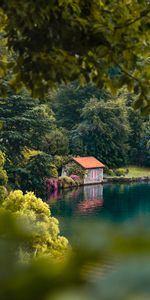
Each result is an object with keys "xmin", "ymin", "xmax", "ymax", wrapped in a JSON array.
[{"xmin": 124, "ymin": 166, "xmax": 150, "ymax": 177}]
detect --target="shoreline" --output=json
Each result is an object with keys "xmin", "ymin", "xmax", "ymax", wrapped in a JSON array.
[
  {"xmin": 104, "ymin": 176, "xmax": 150, "ymax": 183},
  {"xmin": 59, "ymin": 176, "xmax": 150, "ymax": 189}
]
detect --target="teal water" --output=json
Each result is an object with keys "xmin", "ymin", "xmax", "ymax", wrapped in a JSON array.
[{"xmin": 48, "ymin": 183, "xmax": 150, "ymax": 242}]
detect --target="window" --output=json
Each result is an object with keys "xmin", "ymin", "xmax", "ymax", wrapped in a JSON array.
[{"xmin": 92, "ymin": 170, "xmax": 97, "ymax": 179}]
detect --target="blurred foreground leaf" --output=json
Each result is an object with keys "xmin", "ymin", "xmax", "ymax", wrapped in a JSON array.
[{"xmin": 0, "ymin": 209, "xmax": 150, "ymax": 300}]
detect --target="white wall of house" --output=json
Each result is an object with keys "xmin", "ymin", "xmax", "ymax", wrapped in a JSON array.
[
  {"xmin": 84, "ymin": 184, "xmax": 103, "ymax": 199},
  {"xmin": 61, "ymin": 167, "xmax": 67, "ymax": 176},
  {"xmin": 84, "ymin": 168, "xmax": 103, "ymax": 184}
]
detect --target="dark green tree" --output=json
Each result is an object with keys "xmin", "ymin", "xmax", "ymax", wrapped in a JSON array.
[
  {"xmin": 14, "ymin": 153, "xmax": 56, "ymax": 197},
  {"xmin": 71, "ymin": 97, "xmax": 130, "ymax": 167},
  {"xmin": 127, "ymin": 95, "xmax": 150, "ymax": 166},
  {"xmin": 0, "ymin": 91, "xmax": 69, "ymax": 195},
  {"xmin": 52, "ymin": 81, "xmax": 109, "ymax": 129},
  {"xmin": 1, "ymin": 1, "xmax": 150, "ymax": 112},
  {"xmin": 139, "ymin": 121, "xmax": 150, "ymax": 166},
  {"xmin": 0, "ymin": 151, "xmax": 8, "ymax": 199},
  {"xmin": 0, "ymin": 91, "xmax": 69, "ymax": 161}
]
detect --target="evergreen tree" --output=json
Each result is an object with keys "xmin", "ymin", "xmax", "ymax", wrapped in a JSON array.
[
  {"xmin": 52, "ymin": 82, "xmax": 109, "ymax": 129},
  {"xmin": 71, "ymin": 97, "xmax": 130, "ymax": 167}
]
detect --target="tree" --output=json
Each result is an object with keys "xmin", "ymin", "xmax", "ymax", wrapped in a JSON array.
[
  {"xmin": 0, "ymin": 92, "xmax": 55, "ymax": 160},
  {"xmin": 52, "ymin": 81, "xmax": 109, "ymax": 129},
  {"xmin": 1, "ymin": 190, "xmax": 69, "ymax": 258},
  {"xmin": 8, "ymin": 153, "xmax": 57, "ymax": 198},
  {"xmin": 0, "ymin": 90, "xmax": 69, "ymax": 195},
  {"xmin": 0, "ymin": 91, "xmax": 69, "ymax": 159},
  {"xmin": 140, "ymin": 121, "xmax": 150, "ymax": 166},
  {"xmin": 43, "ymin": 129, "xmax": 69, "ymax": 156},
  {"xmin": 0, "ymin": 151, "xmax": 8, "ymax": 199},
  {"xmin": 71, "ymin": 97, "xmax": 130, "ymax": 167},
  {"xmin": 1, "ymin": 1, "xmax": 150, "ymax": 112},
  {"xmin": 0, "ymin": 208, "xmax": 150, "ymax": 299},
  {"xmin": 127, "ymin": 94, "xmax": 150, "ymax": 166},
  {"xmin": 128, "ymin": 107, "xmax": 144, "ymax": 165}
]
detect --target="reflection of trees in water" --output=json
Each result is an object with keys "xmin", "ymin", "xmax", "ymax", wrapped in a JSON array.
[
  {"xmin": 77, "ymin": 198, "xmax": 103, "ymax": 213},
  {"xmin": 61, "ymin": 188, "xmax": 81, "ymax": 200},
  {"xmin": 49, "ymin": 183, "xmax": 150, "ymax": 221},
  {"xmin": 49, "ymin": 185, "xmax": 104, "ymax": 216}
]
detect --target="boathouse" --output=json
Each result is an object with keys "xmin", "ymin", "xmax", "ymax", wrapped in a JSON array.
[{"xmin": 73, "ymin": 156, "xmax": 105, "ymax": 184}]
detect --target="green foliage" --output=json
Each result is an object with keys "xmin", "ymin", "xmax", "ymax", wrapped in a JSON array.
[
  {"xmin": 0, "ymin": 92, "xmax": 55, "ymax": 159},
  {"xmin": 0, "ymin": 150, "xmax": 5, "ymax": 167},
  {"xmin": 104, "ymin": 166, "xmax": 115, "ymax": 176},
  {"xmin": 53, "ymin": 155, "xmax": 71, "ymax": 170},
  {"xmin": 71, "ymin": 96, "xmax": 130, "ymax": 168},
  {"xmin": 14, "ymin": 153, "xmax": 56, "ymax": 197},
  {"xmin": 140, "ymin": 122, "xmax": 150, "ymax": 166},
  {"xmin": 59, "ymin": 176, "xmax": 76, "ymax": 189},
  {"xmin": 65, "ymin": 162, "xmax": 85, "ymax": 178},
  {"xmin": 0, "ymin": 90, "xmax": 69, "ymax": 195},
  {"xmin": 1, "ymin": 1, "xmax": 150, "ymax": 111},
  {"xmin": 51, "ymin": 82, "xmax": 109, "ymax": 129},
  {"xmin": 0, "ymin": 168, "xmax": 7, "ymax": 185},
  {"xmin": 21, "ymin": 147, "xmax": 42, "ymax": 162},
  {"xmin": 43, "ymin": 128, "xmax": 69, "ymax": 156},
  {"xmin": 51, "ymin": 85, "xmax": 150, "ymax": 168},
  {"xmin": 127, "ymin": 99, "xmax": 150, "ymax": 166},
  {"xmin": 1, "ymin": 190, "xmax": 69, "ymax": 258},
  {"xmin": 114, "ymin": 168, "xmax": 128, "ymax": 177},
  {"xmin": 0, "ymin": 209, "xmax": 150, "ymax": 299},
  {"xmin": 0, "ymin": 151, "xmax": 8, "ymax": 198},
  {"xmin": 49, "ymin": 164, "xmax": 58, "ymax": 178},
  {"xmin": 53, "ymin": 155, "xmax": 73, "ymax": 177}
]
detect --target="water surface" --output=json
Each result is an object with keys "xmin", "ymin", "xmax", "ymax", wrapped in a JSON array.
[{"xmin": 48, "ymin": 183, "xmax": 150, "ymax": 242}]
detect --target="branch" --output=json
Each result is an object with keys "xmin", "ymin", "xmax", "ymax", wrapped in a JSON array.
[
  {"xmin": 115, "ymin": 8, "xmax": 150, "ymax": 30},
  {"xmin": 117, "ymin": 64, "xmax": 141, "ymax": 86}
]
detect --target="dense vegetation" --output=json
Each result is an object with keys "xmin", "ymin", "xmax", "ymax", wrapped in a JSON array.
[
  {"xmin": 0, "ymin": 1, "xmax": 150, "ymax": 299},
  {"xmin": 52, "ymin": 83, "xmax": 150, "ymax": 168},
  {"xmin": 1, "ymin": 1, "xmax": 150, "ymax": 195},
  {"xmin": 1, "ymin": 1, "xmax": 150, "ymax": 114},
  {"xmin": 0, "ymin": 82, "xmax": 149, "ymax": 196}
]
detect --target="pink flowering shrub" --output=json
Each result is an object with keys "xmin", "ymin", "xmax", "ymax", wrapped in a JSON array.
[
  {"xmin": 70, "ymin": 174, "xmax": 81, "ymax": 182},
  {"xmin": 47, "ymin": 178, "xmax": 59, "ymax": 193}
]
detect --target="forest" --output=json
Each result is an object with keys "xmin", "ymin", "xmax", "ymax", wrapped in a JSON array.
[
  {"xmin": 0, "ymin": 1, "xmax": 150, "ymax": 299},
  {"xmin": 0, "ymin": 81, "xmax": 149, "ymax": 196}
]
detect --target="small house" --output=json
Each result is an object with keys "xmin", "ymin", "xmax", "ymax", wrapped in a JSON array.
[
  {"xmin": 73, "ymin": 157, "xmax": 105, "ymax": 184},
  {"xmin": 62, "ymin": 156, "xmax": 105, "ymax": 185}
]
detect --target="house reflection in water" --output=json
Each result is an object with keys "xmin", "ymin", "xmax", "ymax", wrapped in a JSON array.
[{"xmin": 77, "ymin": 184, "xmax": 104, "ymax": 213}]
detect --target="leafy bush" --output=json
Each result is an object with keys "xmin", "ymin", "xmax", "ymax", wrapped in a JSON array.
[
  {"xmin": 65, "ymin": 162, "xmax": 85, "ymax": 178},
  {"xmin": 0, "ymin": 186, "xmax": 7, "ymax": 200},
  {"xmin": 114, "ymin": 168, "xmax": 128, "ymax": 176},
  {"xmin": 59, "ymin": 176, "xmax": 76, "ymax": 188},
  {"xmin": 21, "ymin": 147, "xmax": 42, "ymax": 162},
  {"xmin": 0, "ymin": 151, "xmax": 5, "ymax": 168},
  {"xmin": 1, "ymin": 190, "xmax": 69, "ymax": 258},
  {"xmin": 70, "ymin": 174, "xmax": 81, "ymax": 186},
  {"xmin": 104, "ymin": 166, "xmax": 115, "ymax": 176},
  {"xmin": 0, "ymin": 168, "xmax": 8, "ymax": 186},
  {"xmin": 0, "ymin": 151, "xmax": 8, "ymax": 199},
  {"xmin": 49, "ymin": 163, "xmax": 58, "ymax": 178},
  {"xmin": 0, "ymin": 210, "xmax": 150, "ymax": 299},
  {"xmin": 8, "ymin": 153, "xmax": 58, "ymax": 197},
  {"xmin": 54, "ymin": 155, "xmax": 72, "ymax": 176}
]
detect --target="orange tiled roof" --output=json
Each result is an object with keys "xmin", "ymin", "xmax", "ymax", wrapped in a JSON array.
[{"xmin": 73, "ymin": 157, "xmax": 105, "ymax": 169}]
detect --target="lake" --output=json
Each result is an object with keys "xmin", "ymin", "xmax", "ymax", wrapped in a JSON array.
[{"xmin": 48, "ymin": 183, "xmax": 150, "ymax": 244}]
